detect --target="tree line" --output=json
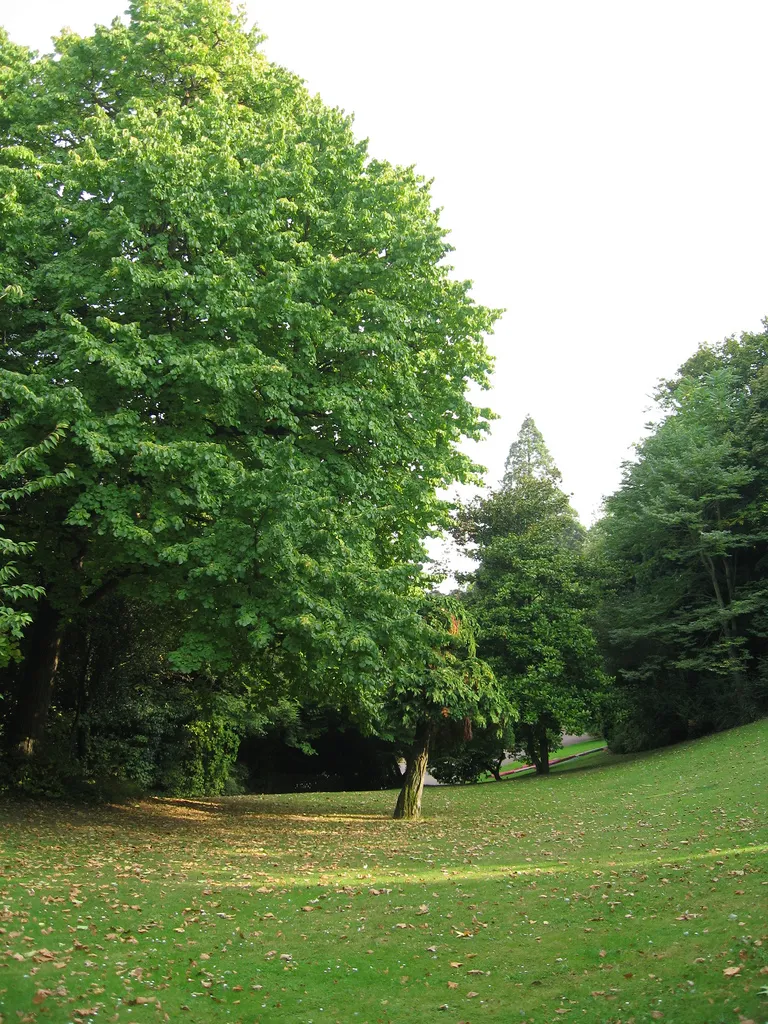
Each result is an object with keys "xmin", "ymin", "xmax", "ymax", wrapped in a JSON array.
[{"xmin": 1, "ymin": 0, "xmax": 766, "ymax": 816}]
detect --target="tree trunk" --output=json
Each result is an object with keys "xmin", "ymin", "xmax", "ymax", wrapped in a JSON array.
[
  {"xmin": 536, "ymin": 730, "xmax": 550, "ymax": 775},
  {"xmin": 393, "ymin": 721, "xmax": 433, "ymax": 819},
  {"xmin": 9, "ymin": 598, "xmax": 63, "ymax": 756}
]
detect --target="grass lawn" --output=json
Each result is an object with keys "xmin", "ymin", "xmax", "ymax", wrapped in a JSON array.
[{"xmin": 1, "ymin": 720, "xmax": 767, "ymax": 1024}]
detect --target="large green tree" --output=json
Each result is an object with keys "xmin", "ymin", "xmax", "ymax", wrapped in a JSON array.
[
  {"xmin": 0, "ymin": 1, "xmax": 497, "ymax": 755},
  {"xmin": 462, "ymin": 417, "xmax": 606, "ymax": 772},
  {"xmin": 595, "ymin": 329, "xmax": 768, "ymax": 750}
]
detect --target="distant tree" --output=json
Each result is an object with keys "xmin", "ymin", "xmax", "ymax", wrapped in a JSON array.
[
  {"xmin": 428, "ymin": 717, "xmax": 516, "ymax": 784},
  {"xmin": 503, "ymin": 414, "xmax": 562, "ymax": 487},
  {"xmin": 595, "ymin": 328, "xmax": 768, "ymax": 751},
  {"xmin": 463, "ymin": 418, "xmax": 607, "ymax": 773},
  {"xmin": 0, "ymin": 1, "xmax": 497, "ymax": 757},
  {"xmin": 389, "ymin": 595, "xmax": 507, "ymax": 818}
]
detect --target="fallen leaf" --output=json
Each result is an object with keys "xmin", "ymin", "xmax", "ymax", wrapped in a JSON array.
[
  {"xmin": 723, "ymin": 966, "xmax": 742, "ymax": 977},
  {"xmin": 467, "ymin": 991, "xmax": 479, "ymax": 998},
  {"xmin": 447, "ymin": 981, "xmax": 458, "ymax": 989}
]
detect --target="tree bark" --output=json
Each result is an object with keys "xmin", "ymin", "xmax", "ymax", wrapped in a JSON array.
[
  {"xmin": 393, "ymin": 721, "xmax": 433, "ymax": 819},
  {"xmin": 536, "ymin": 730, "xmax": 550, "ymax": 774},
  {"xmin": 9, "ymin": 598, "xmax": 63, "ymax": 757}
]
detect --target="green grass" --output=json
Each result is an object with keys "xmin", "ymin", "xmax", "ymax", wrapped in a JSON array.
[{"xmin": 2, "ymin": 720, "xmax": 767, "ymax": 1024}]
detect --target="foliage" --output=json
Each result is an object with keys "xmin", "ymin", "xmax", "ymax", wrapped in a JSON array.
[
  {"xmin": 0, "ymin": 0, "xmax": 497, "ymax": 757},
  {"xmin": 595, "ymin": 327, "xmax": 768, "ymax": 751},
  {"xmin": 0, "ymin": 420, "xmax": 72, "ymax": 667},
  {"xmin": 388, "ymin": 595, "xmax": 507, "ymax": 737},
  {"xmin": 388, "ymin": 594, "xmax": 508, "ymax": 815},
  {"xmin": 1, "ymin": 718, "xmax": 766, "ymax": 1021},
  {"xmin": 428, "ymin": 717, "xmax": 515, "ymax": 783},
  {"xmin": 462, "ymin": 418, "xmax": 607, "ymax": 770}
]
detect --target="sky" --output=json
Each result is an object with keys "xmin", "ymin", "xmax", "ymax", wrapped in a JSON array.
[{"xmin": 4, "ymin": 1, "xmax": 768, "ymax": 525}]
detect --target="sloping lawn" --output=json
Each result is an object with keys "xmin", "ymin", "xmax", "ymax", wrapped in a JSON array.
[{"xmin": 1, "ymin": 719, "xmax": 767, "ymax": 1024}]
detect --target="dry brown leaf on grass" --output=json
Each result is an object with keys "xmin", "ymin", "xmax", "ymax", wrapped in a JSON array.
[
  {"xmin": 447, "ymin": 981, "xmax": 458, "ymax": 989},
  {"xmin": 723, "ymin": 966, "xmax": 742, "ymax": 977},
  {"xmin": 467, "ymin": 990, "xmax": 479, "ymax": 998}
]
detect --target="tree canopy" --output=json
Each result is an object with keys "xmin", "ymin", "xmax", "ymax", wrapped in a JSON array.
[
  {"xmin": 0, "ymin": 0, "xmax": 498, "ymax": 758},
  {"xmin": 595, "ymin": 328, "xmax": 768, "ymax": 750}
]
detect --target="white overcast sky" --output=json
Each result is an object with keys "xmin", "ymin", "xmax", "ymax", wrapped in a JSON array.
[{"xmin": 4, "ymin": 1, "xmax": 768, "ymax": 524}]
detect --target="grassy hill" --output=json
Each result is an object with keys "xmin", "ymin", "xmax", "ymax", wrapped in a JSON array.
[{"xmin": 1, "ymin": 719, "xmax": 767, "ymax": 1023}]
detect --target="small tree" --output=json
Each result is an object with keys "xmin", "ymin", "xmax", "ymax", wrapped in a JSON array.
[
  {"xmin": 464, "ymin": 418, "xmax": 606, "ymax": 772},
  {"xmin": 390, "ymin": 595, "xmax": 507, "ymax": 818}
]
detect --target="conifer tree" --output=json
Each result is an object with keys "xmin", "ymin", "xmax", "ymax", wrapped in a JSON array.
[{"xmin": 464, "ymin": 418, "xmax": 606, "ymax": 772}]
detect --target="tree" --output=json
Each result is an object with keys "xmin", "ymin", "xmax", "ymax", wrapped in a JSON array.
[
  {"xmin": 463, "ymin": 418, "xmax": 606, "ymax": 772},
  {"xmin": 502, "ymin": 414, "xmax": 562, "ymax": 487},
  {"xmin": 389, "ymin": 595, "xmax": 506, "ymax": 818},
  {"xmin": 428, "ymin": 717, "xmax": 516, "ymax": 784},
  {"xmin": 0, "ymin": 1, "xmax": 497, "ymax": 756},
  {"xmin": 595, "ymin": 329, "xmax": 768, "ymax": 751}
]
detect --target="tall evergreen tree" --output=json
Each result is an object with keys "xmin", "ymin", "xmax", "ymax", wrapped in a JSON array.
[
  {"xmin": 464, "ymin": 418, "xmax": 606, "ymax": 772},
  {"xmin": 503, "ymin": 413, "xmax": 562, "ymax": 486}
]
